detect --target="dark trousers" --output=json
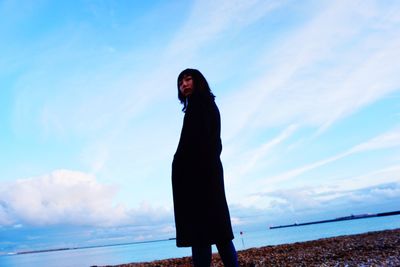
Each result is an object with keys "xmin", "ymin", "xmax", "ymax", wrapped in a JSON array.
[{"xmin": 191, "ymin": 240, "xmax": 239, "ymax": 267}]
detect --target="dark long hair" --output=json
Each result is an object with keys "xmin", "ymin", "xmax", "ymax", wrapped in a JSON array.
[{"xmin": 177, "ymin": 68, "xmax": 215, "ymax": 112}]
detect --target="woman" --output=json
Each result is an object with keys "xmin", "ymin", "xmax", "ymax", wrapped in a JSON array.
[{"xmin": 172, "ymin": 68, "xmax": 239, "ymax": 267}]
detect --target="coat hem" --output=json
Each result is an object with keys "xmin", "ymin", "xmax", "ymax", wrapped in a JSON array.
[{"xmin": 176, "ymin": 236, "xmax": 234, "ymax": 247}]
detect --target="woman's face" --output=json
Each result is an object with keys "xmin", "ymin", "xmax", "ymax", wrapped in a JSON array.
[{"xmin": 179, "ymin": 75, "xmax": 194, "ymax": 97}]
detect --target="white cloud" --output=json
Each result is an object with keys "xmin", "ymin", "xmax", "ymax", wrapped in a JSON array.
[
  {"xmin": 0, "ymin": 170, "xmax": 124, "ymax": 226},
  {"xmin": 335, "ymin": 164, "xmax": 400, "ymax": 192},
  {"xmin": 0, "ymin": 205, "xmax": 13, "ymax": 225},
  {"xmin": 261, "ymin": 187, "xmax": 323, "ymax": 212},
  {"xmin": 370, "ymin": 186, "xmax": 400, "ymax": 198},
  {"xmin": 230, "ymin": 216, "xmax": 245, "ymax": 226},
  {"xmin": 0, "ymin": 170, "xmax": 172, "ymax": 227},
  {"xmin": 242, "ymin": 182, "xmax": 400, "ymax": 218}
]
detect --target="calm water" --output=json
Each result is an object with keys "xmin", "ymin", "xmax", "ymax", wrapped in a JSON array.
[{"xmin": 1, "ymin": 215, "xmax": 399, "ymax": 267}]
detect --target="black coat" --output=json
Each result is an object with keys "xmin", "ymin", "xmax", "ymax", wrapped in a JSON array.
[{"xmin": 172, "ymin": 91, "xmax": 234, "ymax": 247}]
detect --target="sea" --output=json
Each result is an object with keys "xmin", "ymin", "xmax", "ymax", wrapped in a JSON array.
[{"xmin": 1, "ymin": 215, "xmax": 399, "ymax": 267}]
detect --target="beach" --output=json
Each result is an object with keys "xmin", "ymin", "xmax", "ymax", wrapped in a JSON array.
[{"xmin": 98, "ymin": 228, "xmax": 400, "ymax": 267}]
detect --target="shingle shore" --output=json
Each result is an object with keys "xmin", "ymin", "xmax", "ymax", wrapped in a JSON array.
[{"xmin": 98, "ymin": 228, "xmax": 400, "ymax": 267}]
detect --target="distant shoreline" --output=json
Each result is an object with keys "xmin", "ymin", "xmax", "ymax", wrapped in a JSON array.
[
  {"xmin": 98, "ymin": 228, "xmax": 400, "ymax": 267},
  {"xmin": 8, "ymin": 238, "xmax": 174, "ymax": 256}
]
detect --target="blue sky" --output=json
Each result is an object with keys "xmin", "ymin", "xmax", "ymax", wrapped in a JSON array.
[{"xmin": 1, "ymin": 0, "xmax": 400, "ymax": 252}]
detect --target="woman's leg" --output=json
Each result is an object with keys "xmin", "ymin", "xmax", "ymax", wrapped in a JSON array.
[
  {"xmin": 191, "ymin": 245, "xmax": 212, "ymax": 267},
  {"xmin": 216, "ymin": 240, "xmax": 239, "ymax": 267}
]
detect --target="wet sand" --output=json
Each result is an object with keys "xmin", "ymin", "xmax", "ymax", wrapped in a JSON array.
[{"xmin": 98, "ymin": 228, "xmax": 400, "ymax": 267}]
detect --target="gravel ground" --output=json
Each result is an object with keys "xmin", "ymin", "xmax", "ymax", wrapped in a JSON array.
[{"xmin": 96, "ymin": 228, "xmax": 400, "ymax": 267}]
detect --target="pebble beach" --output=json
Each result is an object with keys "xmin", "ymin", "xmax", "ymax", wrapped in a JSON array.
[{"xmin": 98, "ymin": 228, "xmax": 400, "ymax": 267}]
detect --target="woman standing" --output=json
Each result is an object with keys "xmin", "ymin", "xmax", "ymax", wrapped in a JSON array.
[{"xmin": 172, "ymin": 69, "xmax": 239, "ymax": 267}]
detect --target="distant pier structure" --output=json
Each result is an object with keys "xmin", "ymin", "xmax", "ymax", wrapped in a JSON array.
[{"xmin": 269, "ymin": 210, "xmax": 400, "ymax": 229}]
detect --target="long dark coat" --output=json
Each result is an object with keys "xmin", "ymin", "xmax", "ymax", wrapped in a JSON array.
[{"xmin": 172, "ymin": 91, "xmax": 234, "ymax": 247}]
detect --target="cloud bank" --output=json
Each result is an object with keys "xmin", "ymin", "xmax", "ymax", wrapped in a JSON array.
[{"xmin": 0, "ymin": 170, "xmax": 171, "ymax": 227}]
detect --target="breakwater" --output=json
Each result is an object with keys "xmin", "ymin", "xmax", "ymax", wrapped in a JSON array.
[{"xmin": 270, "ymin": 210, "xmax": 400, "ymax": 229}]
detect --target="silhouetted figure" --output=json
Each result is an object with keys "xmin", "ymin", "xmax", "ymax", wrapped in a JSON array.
[{"xmin": 172, "ymin": 69, "xmax": 239, "ymax": 267}]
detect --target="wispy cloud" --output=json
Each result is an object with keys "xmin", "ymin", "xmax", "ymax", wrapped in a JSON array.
[
  {"xmin": 166, "ymin": 0, "xmax": 285, "ymax": 58},
  {"xmin": 260, "ymin": 127, "xmax": 400, "ymax": 187},
  {"xmin": 225, "ymin": 124, "xmax": 298, "ymax": 184},
  {"xmin": 221, "ymin": 0, "xmax": 400, "ymax": 142}
]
